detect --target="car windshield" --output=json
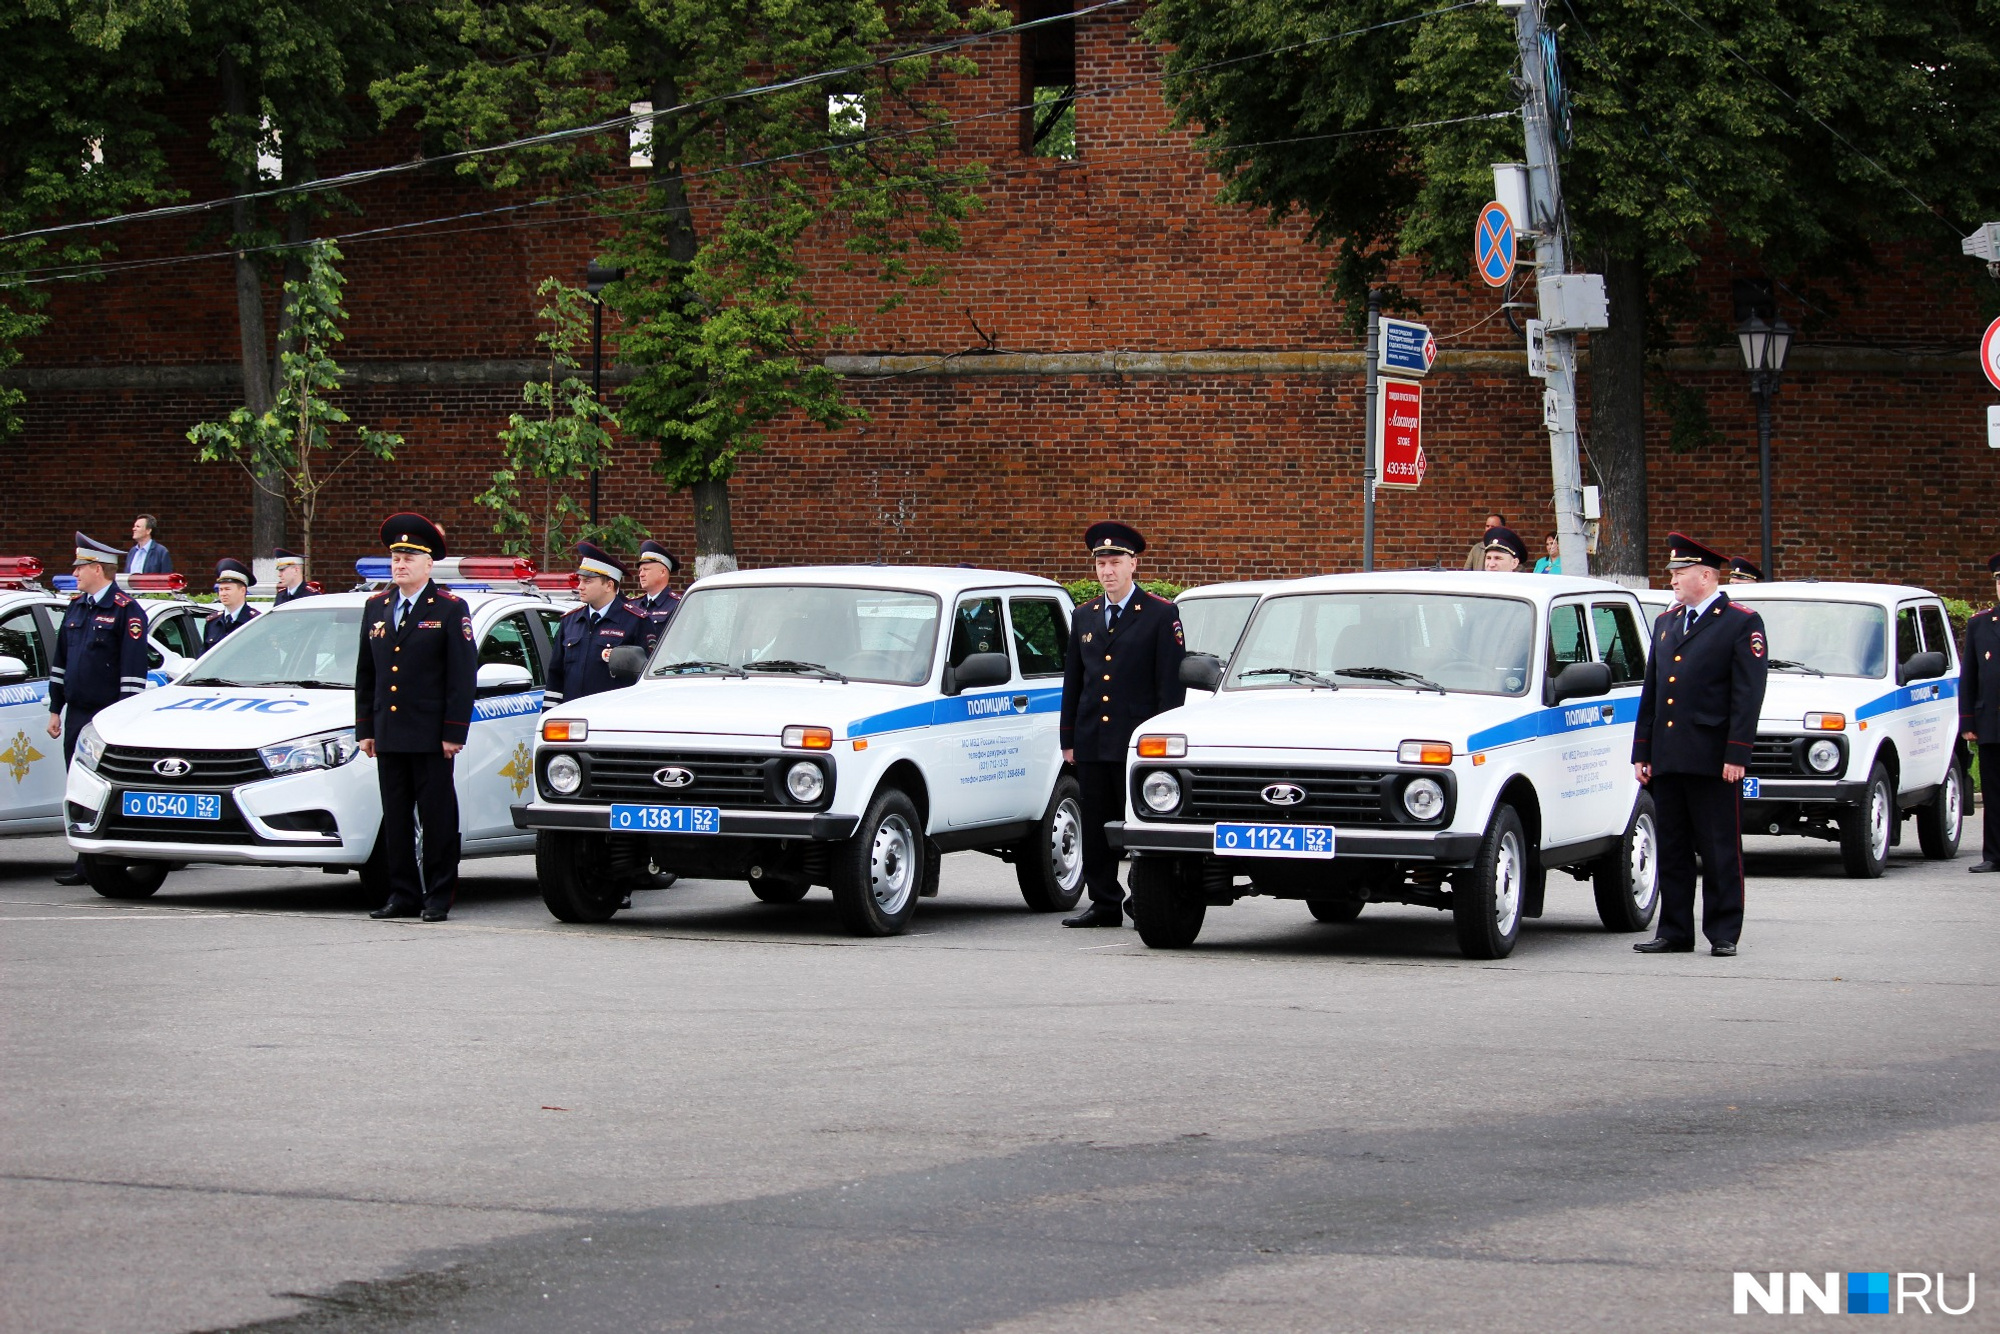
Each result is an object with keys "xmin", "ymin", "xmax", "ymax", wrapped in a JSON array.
[
  {"xmin": 651, "ymin": 585, "xmax": 941, "ymax": 686},
  {"xmin": 179, "ymin": 605, "xmax": 363, "ymax": 688},
  {"xmin": 1178, "ymin": 595, "xmax": 1260, "ymax": 659},
  {"xmin": 1228, "ymin": 591, "xmax": 1536, "ymax": 696},
  {"xmin": 1729, "ymin": 599, "xmax": 1887, "ymax": 678}
]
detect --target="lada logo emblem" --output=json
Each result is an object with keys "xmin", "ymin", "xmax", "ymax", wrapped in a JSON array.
[
  {"xmin": 652, "ymin": 766, "xmax": 694, "ymax": 789},
  {"xmin": 1261, "ymin": 783, "xmax": 1305, "ymax": 806},
  {"xmin": 153, "ymin": 756, "xmax": 191, "ymax": 777}
]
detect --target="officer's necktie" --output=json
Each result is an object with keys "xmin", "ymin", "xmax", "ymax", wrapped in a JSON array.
[
  {"xmin": 1108, "ymin": 603, "xmax": 1122, "ymax": 633},
  {"xmin": 393, "ymin": 598, "xmax": 407, "ymax": 633},
  {"xmin": 1684, "ymin": 608, "xmax": 1697, "ymax": 638}
]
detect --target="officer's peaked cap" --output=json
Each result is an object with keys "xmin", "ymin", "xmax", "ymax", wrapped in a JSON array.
[
  {"xmin": 1085, "ymin": 521, "xmax": 1146, "ymax": 557},
  {"xmin": 1729, "ymin": 557, "xmax": 1763, "ymax": 582},
  {"xmin": 380, "ymin": 513, "xmax": 448, "ymax": 559},
  {"xmin": 1483, "ymin": 526, "xmax": 1529, "ymax": 562},
  {"xmin": 637, "ymin": 540, "xmax": 679, "ymax": 573},
  {"xmin": 272, "ymin": 547, "xmax": 304, "ymax": 568},
  {"xmin": 72, "ymin": 532, "xmax": 121, "ymax": 567},
  {"xmin": 214, "ymin": 558, "xmax": 252, "ymax": 585},
  {"xmin": 574, "ymin": 541, "xmax": 625, "ymax": 581},
  {"xmin": 1665, "ymin": 532, "xmax": 1727, "ymax": 570}
]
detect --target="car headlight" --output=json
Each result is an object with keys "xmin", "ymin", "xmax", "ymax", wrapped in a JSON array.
[
  {"xmin": 259, "ymin": 728, "xmax": 360, "ymax": 776},
  {"xmin": 1141, "ymin": 770, "xmax": 1181, "ymax": 814},
  {"xmin": 75, "ymin": 722, "xmax": 105, "ymax": 772},
  {"xmin": 1807, "ymin": 738, "xmax": 1842, "ymax": 773},
  {"xmin": 786, "ymin": 761, "xmax": 826, "ymax": 803},
  {"xmin": 545, "ymin": 753, "xmax": 583, "ymax": 796},
  {"xmin": 1402, "ymin": 776, "xmax": 1446, "ymax": 821}
]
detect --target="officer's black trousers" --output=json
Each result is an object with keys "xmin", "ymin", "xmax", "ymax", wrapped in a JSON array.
[
  {"xmin": 374, "ymin": 749, "xmax": 461, "ymax": 913},
  {"xmin": 1979, "ymin": 744, "xmax": 2000, "ymax": 864},
  {"xmin": 60, "ymin": 703, "xmax": 103, "ymax": 767},
  {"xmin": 1649, "ymin": 771, "xmax": 1744, "ymax": 946},
  {"xmin": 1076, "ymin": 760, "xmax": 1127, "ymax": 908}
]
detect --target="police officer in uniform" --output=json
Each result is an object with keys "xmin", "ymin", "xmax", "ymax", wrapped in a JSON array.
[
  {"xmin": 356, "ymin": 514, "xmax": 477, "ymax": 922},
  {"xmin": 1957, "ymin": 554, "xmax": 2000, "ymax": 872},
  {"xmin": 202, "ymin": 559, "xmax": 259, "ymax": 650},
  {"xmin": 1481, "ymin": 526, "xmax": 1530, "ymax": 572},
  {"xmin": 272, "ymin": 548, "xmax": 317, "ymax": 605},
  {"xmin": 48, "ymin": 533, "xmax": 150, "ymax": 885},
  {"xmin": 1729, "ymin": 557, "xmax": 1763, "ymax": 584},
  {"xmin": 632, "ymin": 540, "xmax": 681, "ymax": 652},
  {"xmin": 544, "ymin": 542, "xmax": 650, "ymax": 707},
  {"xmin": 1060, "ymin": 521, "xmax": 1187, "ymax": 927},
  {"xmin": 1632, "ymin": 533, "xmax": 1770, "ymax": 956}
]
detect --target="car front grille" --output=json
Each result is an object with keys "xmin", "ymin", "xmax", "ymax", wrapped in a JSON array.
[
  {"xmin": 98, "ymin": 745, "xmax": 268, "ymax": 786},
  {"xmin": 544, "ymin": 749, "xmax": 801, "ymax": 808},
  {"xmin": 1167, "ymin": 766, "xmax": 1421, "ymax": 826},
  {"xmin": 1749, "ymin": 737, "xmax": 1799, "ymax": 777}
]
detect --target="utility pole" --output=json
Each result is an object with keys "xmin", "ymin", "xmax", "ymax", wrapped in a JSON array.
[{"xmin": 1362, "ymin": 289, "xmax": 1380, "ymax": 571}]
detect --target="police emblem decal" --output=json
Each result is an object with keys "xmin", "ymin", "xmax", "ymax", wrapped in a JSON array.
[
  {"xmin": 127, "ymin": 619, "xmax": 141, "ymax": 639},
  {"xmin": 463, "ymin": 620, "xmax": 473, "ymax": 640},
  {"xmin": 2, "ymin": 730, "xmax": 44, "ymax": 784},
  {"xmin": 1749, "ymin": 631, "xmax": 1765, "ymax": 659},
  {"xmin": 499, "ymin": 741, "xmax": 533, "ymax": 797}
]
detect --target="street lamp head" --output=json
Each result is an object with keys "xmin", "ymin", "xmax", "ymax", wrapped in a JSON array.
[
  {"xmin": 586, "ymin": 262, "xmax": 625, "ymax": 295},
  {"xmin": 1736, "ymin": 312, "xmax": 1793, "ymax": 375},
  {"xmin": 1767, "ymin": 316, "xmax": 1792, "ymax": 373}
]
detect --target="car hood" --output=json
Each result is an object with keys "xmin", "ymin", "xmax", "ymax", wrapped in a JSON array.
[
  {"xmin": 550, "ymin": 675, "xmax": 961, "ymax": 740},
  {"xmin": 89, "ymin": 685, "xmax": 354, "ymax": 749},
  {"xmin": 1758, "ymin": 669, "xmax": 1927, "ymax": 725},
  {"xmin": 1156, "ymin": 687, "xmax": 1553, "ymax": 754}
]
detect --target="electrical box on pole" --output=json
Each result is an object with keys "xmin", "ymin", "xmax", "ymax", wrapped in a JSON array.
[{"xmin": 1539, "ymin": 274, "xmax": 1609, "ymax": 332}]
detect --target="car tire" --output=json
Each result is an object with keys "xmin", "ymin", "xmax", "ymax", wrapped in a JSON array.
[
  {"xmin": 1916, "ymin": 760, "xmax": 1965, "ymax": 861},
  {"xmin": 1128, "ymin": 856, "xmax": 1205, "ymax": 948},
  {"xmin": 829, "ymin": 787, "xmax": 924, "ymax": 936},
  {"xmin": 1592, "ymin": 792, "xmax": 1661, "ymax": 933},
  {"xmin": 1838, "ymin": 763, "xmax": 1894, "ymax": 879},
  {"xmin": 750, "ymin": 878, "xmax": 810, "ymax": 904},
  {"xmin": 82, "ymin": 855, "xmax": 167, "ymax": 900},
  {"xmin": 1306, "ymin": 897, "xmax": 1364, "ymax": 923},
  {"xmin": 537, "ymin": 830, "xmax": 621, "ymax": 923},
  {"xmin": 1016, "ymin": 775, "xmax": 1086, "ymax": 912},
  {"xmin": 1453, "ymin": 804, "xmax": 1527, "ymax": 960}
]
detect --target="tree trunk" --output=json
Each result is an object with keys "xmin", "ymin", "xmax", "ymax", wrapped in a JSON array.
[
  {"xmin": 691, "ymin": 478, "xmax": 737, "ymax": 576},
  {"xmin": 1589, "ymin": 253, "xmax": 1649, "ymax": 580},
  {"xmin": 220, "ymin": 53, "xmax": 286, "ymax": 563}
]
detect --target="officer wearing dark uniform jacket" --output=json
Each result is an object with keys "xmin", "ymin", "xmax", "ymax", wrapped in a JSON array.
[
  {"xmin": 48, "ymin": 533, "xmax": 150, "ymax": 885},
  {"xmin": 1481, "ymin": 525, "xmax": 1530, "ymax": 572},
  {"xmin": 356, "ymin": 514, "xmax": 477, "ymax": 922},
  {"xmin": 1060, "ymin": 521, "xmax": 1187, "ymax": 927},
  {"xmin": 1729, "ymin": 557, "xmax": 1763, "ymax": 584},
  {"xmin": 1632, "ymin": 532, "xmax": 1770, "ymax": 956},
  {"xmin": 632, "ymin": 540, "xmax": 681, "ymax": 653},
  {"xmin": 544, "ymin": 542, "xmax": 650, "ymax": 707},
  {"xmin": 272, "ymin": 547, "xmax": 317, "ymax": 605},
  {"xmin": 202, "ymin": 559, "xmax": 259, "ymax": 651},
  {"xmin": 1958, "ymin": 553, "xmax": 2000, "ymax": 872}
]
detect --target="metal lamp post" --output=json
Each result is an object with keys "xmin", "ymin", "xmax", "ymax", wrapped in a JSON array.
[
  {"xmin": 585, "ymin": 262, "xmax": 625, "ymax": 526},
  {"xmin": 1736, "ymin": 313, "xmax": 1793, "ymax": 579}
]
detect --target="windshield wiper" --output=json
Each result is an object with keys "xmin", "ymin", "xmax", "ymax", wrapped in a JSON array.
[
  {"xmin": 179, "ymin": 676, "xmax": 242, "ymax": 688},
  {"xmin": 1335, "ymin": 666, "xmax": 1447, "ymax": 694},
  {"xmin": 653, "ymin": 659, "xmax": 747, "ymax": 678},
  {"xmin": 744, "ymin": 658, "xmax": 849, "ymax": 683},
  {"xmin": 267, "ymin": 678, "xmax": 349, "ymax": 691},
  {"xmin": 1237, "ymin": 666, "xmax": 1339, "ymax": 689},
  {"xmin": 1767, "ymin": 658, "xmax": 1824, "ymax": 677}
]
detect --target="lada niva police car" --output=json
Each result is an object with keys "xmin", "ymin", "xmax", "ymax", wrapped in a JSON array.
[
  {"xmin": 61, "ymin": 569, "xmax": 568, "ymax": 899},
  {"xmin": 1111, "ymin": 571, "xmax": 1660, "ymax": 959},
  {"xmin": 1174, "ymin": 579, "xmax": 1293, "ymax": 698},
  {"xmin": 518, "ymin": 566, "xmax": 1082, "ymax": 935},
  {"xmin": 1726, "ymin": 581, "xmax": 1964, "ymax": 877}
]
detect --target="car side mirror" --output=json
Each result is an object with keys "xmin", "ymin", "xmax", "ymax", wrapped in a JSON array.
[
  {"xmin": 476, "ymin": 661, "xmax": 535, "ymax": 696},
  {"xmin": 944, "ymin": 651, "xmax": 1010, "ymax": 696},
  {"xmin": 605, "ymin": 646, "xmax": 649, "ymax": 685},
  {"xmin": 1898, "ymin": 650, "xmax": 1946, "ymax": 686},
  {"xmin": 1545, "ymin": 659, "xmax": 1613, "ymax": 707},
  {"xmin": 1179, "ymin": 654, "xmax": 1223, "ymax": 692},
  {"xmin": 0, "ymin": 655, "xmax": 28, "ymax": 685}
]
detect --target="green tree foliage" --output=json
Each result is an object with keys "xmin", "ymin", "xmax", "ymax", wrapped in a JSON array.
[
  {"xmin": 189, "ymin": 242, "xmax": 401, "ymax": 572},
  {"xmin": 377, "ymin": 0, "xmax": 1002, "ymax": 571},
  {"xmin": 477, "ymin": 277, "xmax": 647, "ymax": 568}
]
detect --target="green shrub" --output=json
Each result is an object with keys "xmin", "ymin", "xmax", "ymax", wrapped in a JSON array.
[{"xmin": 1064, "ymin": 578, "xmax": 1185, "ymax": 604}]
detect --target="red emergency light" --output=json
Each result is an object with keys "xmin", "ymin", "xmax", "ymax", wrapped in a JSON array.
[
  {"xmin": 454, "ymin": 556, "xmax": 538, "ymax": 581},
  {"xmin": 118, "ymin": 573, "xmax": 188, "ymax": 593},
  {"xmin": 531, "ymin": 572, "xmax": 581, "ymax": 591},
  {"xmin": 305, "ymin": 580, "xmax": 324, "ymax": 595},
  {"xmin": 0, "ymin": 556, "xmax": 44, "ymax": 579}
]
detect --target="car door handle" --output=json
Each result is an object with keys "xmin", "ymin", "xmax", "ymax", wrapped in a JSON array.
[{"xmin": 1014, "ymin": 695, "xmax": 1029, "ymax": 710}]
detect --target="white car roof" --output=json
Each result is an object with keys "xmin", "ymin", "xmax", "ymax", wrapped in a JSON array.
[
  {"xmin": 1177, "ymin": 579, "xmax": 1296, "ymax": 600},
  {"xmin": 1261, "ymin": 570, "xmax": 1640, "ymax": 602},
  {"xmin": 1722, "ymin": 580, "xmax": 1942, "ymax": 605},
  {"xmin": 687, "ymin": 565, "xmax": 1063, "ymax": 596},
  {"xmin": 266, "ymin": 588, "xmax": 554, "ymax": 616}
]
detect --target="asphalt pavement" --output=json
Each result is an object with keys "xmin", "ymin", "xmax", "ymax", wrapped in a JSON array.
[{"xmin": 2, "ymin": 827, "xmax": 1995, "ymax": 1332}]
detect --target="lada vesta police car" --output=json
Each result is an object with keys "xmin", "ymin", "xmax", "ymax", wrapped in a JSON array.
[
  {"xmin": 519, "ymin": 567, "xmax": 1082, "ymax": 935},
  {"xmin": 1725, "ymin": 581, "xmax": 1963, "ymax": 877},
  {"xmin": 1111, "ymin": 571, "xmax": 1660, "ymax": 959}
]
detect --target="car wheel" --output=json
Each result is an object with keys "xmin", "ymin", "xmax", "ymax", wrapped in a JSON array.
[
  {"xmin": 1016, "ymin": 775, "xmax": 1085, "ymax": 912},
  {"xmin": 829, "ymin": 787, "xmax": 924, "ymax": 936},
  {"xmin": 1916, "ymin": 760, "xmax": 1965, "ymax": 861},
  {"xmin": 1128, "ymin": 856, "xmax": 1205, "ymax": 948},
  {"xmin": 750, "ymin": 877, "xmax": 810, "ymax": 904},
  {"xmin": 1453, "ymin": 804, "xmax": 1526, "ymax": 959},
  {"xmin": 1593, "ymin": 792, "xmax": 1660, "ymax": 932},
  {"xmin": 82, "ymin": 855, "xmax": 167, "ymax": 900},
  {"xmin": 537, "ymin": 830, "xmax": 621, "ymax": 923},
  {"xmin": 1838, "ymin": 763, "xmax": 1893, "ymax": 879},
  {"xmin": 1306, "ymin": 897, "xmax": 1364, "ymax": 923}
]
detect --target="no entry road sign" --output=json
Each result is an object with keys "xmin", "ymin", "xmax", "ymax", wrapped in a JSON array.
[
  {"xmin": 1376, "ymin": 378, "xmax": 1426, "ymax": 490},
  {"xmin": 1380, "ymin": 318, "xmax": 1437, "ymax": 377},
  {"xmin": 1475, "ymin": 202, "xmax": 1516, "ymax": 288},
  {"xmin": 1981, "ymin": 316, "xmax": 2000, "ymax": 392}
]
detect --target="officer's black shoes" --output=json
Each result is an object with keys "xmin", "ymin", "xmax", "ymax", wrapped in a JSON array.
[
  {"xmin": 369, "ymin": 904, "xmax": 419, "ymax": 919},
  {"xmin": 619, "ymin": 895, "xmax": 633, "ymax": 910},
  {"xmin": 53, "ymin": 866, "xmax": 87, "ymax": 887},
  {"xmin": 1633, "ymin": 937, "xmax": 1694, "ymax": 954},
  {"xmin": 1711, "ymin": 942, "xmax": 1738, "ymax": 957},
  {"xmin": 420, "ymin": 909, "xmax": 449, "ymax": 923},
  {"xmin": 1062, "ymin": 902, "xmax": 1124, "ymax": 928},
  {"xmin": 1970, "ymin": 862, "xmax": 2000, "ymax": 874}
]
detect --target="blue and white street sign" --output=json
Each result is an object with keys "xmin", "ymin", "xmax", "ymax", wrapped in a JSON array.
[
  {"xmin": 1379, "ymin": 318, "xmax": 1438, "ymax": 377},
  {"xmin": 1475, "ymin": 201, "xmax": 1517, "ymax": 288}
]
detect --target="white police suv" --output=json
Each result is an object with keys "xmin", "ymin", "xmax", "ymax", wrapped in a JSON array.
[
  {"xmin": 519, "ymin": 566, "xmax": 1081, "ymax": 935},
  {"xmin": 60, "ymin": 581, "xmax": 567, "ymax": 899},
  {"xmin": 1726, "ymin": 582, "xmax": 1964, "ymax": 877},
  {"xmin": 1111, "ymin": 571, "xmax": 1659, "ymax": 959},
  {"xmin": 1175, "ymin": 579, "xmax": 1292, "ymax": 699}
]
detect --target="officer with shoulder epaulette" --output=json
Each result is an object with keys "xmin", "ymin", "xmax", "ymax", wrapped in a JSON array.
[
  {"xmin": 1958, "ymin": 553, "xmax": 2000, "ymax": 873},
  {"xmin": 271, "ymin": 547, "xmax": 317, "ymax": 605},
  {"xmin": 1631, "ymin": 532, "xmax": 1770, "ymax": 957},
  {"xmin": 1730, "ymin": 557, "xmax": 1763, "ymax": 585},
  {"xmin": 201, "ymin": 559, "xmax": 259, "ymax": 650},
  {"xmin": 544, "ymin": 542, "xmax": 650, "ymax": 708},
  {"xmin": 1480, "ymin": 526, "xmax": 1530, "ymax": 572},
  {"xmin": 1060, "ymin": 521, "xmax": 1187, "ymax": 928},
  {"xmin": 632, "ymin": 540, "xmax": 681, "ymax": 653},
  {"xmin": 355, "ymin": 514, "xmax": 477, "ymax": 922},
  {"xmin": 47, "ymin": 533, "xmax": 150, "ymax": 886}
]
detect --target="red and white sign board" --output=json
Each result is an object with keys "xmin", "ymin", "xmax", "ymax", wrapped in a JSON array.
[
  {"xmin": 1376, "ymin": 377, "xmax": 1426, "ymax": 489},
  {"xmin": 1981, "ymin": 316, "xmax": 2000, "ymax": 392}
]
